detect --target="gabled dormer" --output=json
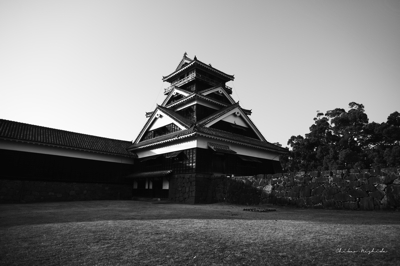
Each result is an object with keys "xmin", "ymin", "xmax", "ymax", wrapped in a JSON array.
[
  {"xmin": 161, "ymin": 87, "xmax": 191, "ymax": 107},
  {"xmin": 134, "ymin": 106, "xmax": 192, "ymax": 144},
  {"xmin": 200, "ymin": 86, "xmax": 236, "ymax": 105},
  {"xmin": 197, "ymin": 103, "xmax": 266, "ymax": 141}
]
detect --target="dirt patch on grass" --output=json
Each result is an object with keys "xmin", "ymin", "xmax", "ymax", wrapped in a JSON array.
[{"xmin": 1, "ymin": 201, "xmax": 399, "ymax": 265}]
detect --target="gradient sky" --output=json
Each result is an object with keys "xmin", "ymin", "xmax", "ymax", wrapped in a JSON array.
[{"xmin": 1, "ymin": 0, "xmax": 399, "ymax": 147}]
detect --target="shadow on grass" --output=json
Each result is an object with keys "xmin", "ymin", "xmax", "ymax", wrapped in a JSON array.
[{"xmin": 1, "ymin": 200, "xmax": 400, "ymax": 228}]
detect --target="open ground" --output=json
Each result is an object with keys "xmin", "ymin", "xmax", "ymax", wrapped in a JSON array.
[{"xmin": 1, "ymin": 200, "xmax": 399, "ymax": 266}]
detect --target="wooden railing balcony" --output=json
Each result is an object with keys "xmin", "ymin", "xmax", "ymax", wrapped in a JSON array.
[
  {"xmin": 195, "ymin": 73, "xmax": 219, "ymax": 86},
  {"xmin": 164, "ymin": 73, "xmax": 196, "ymax": 94}
]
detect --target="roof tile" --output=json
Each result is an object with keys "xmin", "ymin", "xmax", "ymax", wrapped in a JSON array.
[{"xmin": 0, "ymin": 119, "xmax": 133, "ymax": 157}]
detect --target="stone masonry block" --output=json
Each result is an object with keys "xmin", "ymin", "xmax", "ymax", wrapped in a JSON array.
[
  {"xmin": 359, "ymin": 197, "xmax": 374, "ymax": 210},
  {"xmin": 383, "ymin": 173, "xmax": 398, "ymax": 185},
  {"xmin": 294, "ymin": 175, "xmax": 304, "ymax": 183},
  {"xmin": 323, "ymin": 199, "xmax": 335, "ymax": 209},
  {"xmin": 324, "ymin": 186, "xmax": 339, "ymax": 197},
  {"xmin": 312, "ymin": 185, "xmax": 325, "ymax": 196},
  {"xmin": 304, "ymin": 175, "xmax": 313, "ymax": 183},
  {"xmin": 273, "ymin": 173, "xmax": 283, "ymax": 179},
  {"xmin": 369, "ymin": 190, "xmax": 384, "ymax": 201},
  {"xmin": 369, "ymin": 168, "xmax": 381, "ymax": 175},
  {"xmin": 347, "ymin": 195, "xmax": 357, "ymax": 202},
  {"xmin": 309, "ymin": 171, "xmax": 320, "ymax": 177},
  {"xmin": 349, "ymin": 188, "xmax": 368, "ymax": 198},
  {"xmin": 323, "ymin": 170, "xmax": 333, "ymax": 177},
  {"xmin": 295, "ymin": 171, "xmax": 305, "ymax": 178},
  {"xmin": 344, "ymin": 202, "xmax": 358, "ymax": 210},
  {"xmin": 376, "ymin": 183, "xmax": 387, "ymax": 192},
  {"xmin": 333, "ymin": 177, "xmax": 342, "ymax": 184},
  {"xmin": 301, "ymin": 186, "xmax": 311, "ymax": 197},
  {"xmin": 256, "ymin": 174, "xmax": 265, "ymax": 179},
  {"xmin": 386, "ymin": 185, "xmax": 400, "ymax": 208},
  {"xmin": 381, "ymin": 168, "xmax": 398, "ymax": 175},
  {"xmin": 360, "ymin": 169, "xmax": 369, "ymax": 174},
  {"xmin": 361, "ymin": 183, "xmax": 376, "ymax": 192},
  {"xmin": 368, "ymin": 176, "xmax": 381, "ymax": 185},
  {"xmin": 334, "ymin": 193, "xmax": 350, "ymax": 202}
]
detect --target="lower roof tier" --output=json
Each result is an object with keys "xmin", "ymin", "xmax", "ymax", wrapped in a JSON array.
[{"xmin": 128, "ymin": 128, "xmax": 287, "ymax": 161}]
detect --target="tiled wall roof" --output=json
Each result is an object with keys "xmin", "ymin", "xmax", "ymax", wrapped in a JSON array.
[
  {"xmin": 197, "ymin": 127, "xmax": 288, "ymax": 154},
  {"xmin": 0, "ymin": 119, "xmax": 133, "ymax": 157}
]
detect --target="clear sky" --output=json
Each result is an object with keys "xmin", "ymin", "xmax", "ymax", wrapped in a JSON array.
[{"xmin": 1, "ymin": 0, "xmax": 399, "ymax": 147}]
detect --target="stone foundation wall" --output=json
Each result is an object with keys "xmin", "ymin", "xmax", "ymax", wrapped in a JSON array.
[
  {"xmin": 226, "ymin": 168, "xmax": 400, "ymax": 210},
  {"xmin": 169, "ymin": 174, "xmax": 196, "ymax": 203},
  {"xmin": 194, "ymin": 174, "xmax": 226, "ymax": 203},
  {"xmin": 0, "ymin": 179, "xmax": 132, "ymax": 203},
  {"xmin": 169, "ymin": 174, "xmax": 227, "ymax": 204}
]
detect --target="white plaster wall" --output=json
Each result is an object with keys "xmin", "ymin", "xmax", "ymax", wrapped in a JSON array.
[
  {"xmin": 162, "ymin": 177, "xmax": 169, "ymax": 189},
  {"xmin": 135, "ymin": 139, "xmax": 197, "ymax": 158}
]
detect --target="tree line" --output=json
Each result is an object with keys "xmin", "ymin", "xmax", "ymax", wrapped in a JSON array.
[{"xmin": 280, "ymin": 102, "xmax": 400, "ymax": 172}]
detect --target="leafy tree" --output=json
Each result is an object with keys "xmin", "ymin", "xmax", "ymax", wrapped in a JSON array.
[{"xmin": 280, "ymin": 103, "xmax": 400, "ymax": 171}]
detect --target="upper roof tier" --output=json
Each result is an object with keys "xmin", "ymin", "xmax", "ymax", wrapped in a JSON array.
[{"xmin": 162, "ymin": 53, "xmax": 235, "ymax": 83}]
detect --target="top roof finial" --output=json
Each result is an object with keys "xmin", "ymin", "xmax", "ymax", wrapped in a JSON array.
[
  {"xmin": 194, "ymin": 55, "xmax": 197, "ymax": 60},
  {"xmin": 183, "ymin": 52, "xmax": 187, "ymax": 57}
]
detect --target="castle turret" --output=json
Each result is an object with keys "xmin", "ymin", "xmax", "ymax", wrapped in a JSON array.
[{"xmin": 127, "ymin": 53, "xmax": 287, "ymax": 203}]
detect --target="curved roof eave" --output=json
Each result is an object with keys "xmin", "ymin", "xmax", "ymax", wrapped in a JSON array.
[
  {"xmin": 196, "ymin": 131, "xmax": 288, "ymax": 154},
  {"xmin": 162, "ymin": 60, "xmax": 234, "ymax": 82},
  {"xmin": 128, "ymin": 131, "xmax": 196, "ymax": 150}
]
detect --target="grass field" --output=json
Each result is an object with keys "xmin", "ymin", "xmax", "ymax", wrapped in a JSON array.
[{"xmin": 1, "ymin": 200, "xmax": 399, "ymax": 266}]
